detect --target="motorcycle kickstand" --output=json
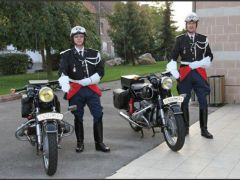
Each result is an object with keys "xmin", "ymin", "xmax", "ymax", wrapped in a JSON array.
[
  {"xmin": 140, "ymin": 129, "xmax": 144, "ymax": 138},
  {"xmin": 152, "ymin": 127, "xmax": 156, "ymax": 137}
]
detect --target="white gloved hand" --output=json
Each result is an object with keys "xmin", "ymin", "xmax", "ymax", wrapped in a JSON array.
[
  {"xmin": 166, "ymin": 60, "xmax": 177, "ymax": 71},
  {"xmin": 58, "ymin": 75, "xmax": 70, "ymax": 93},
  {"xmin": 78, "ymin": 78, "xmax": 91, "ymax": 86},
  {"xmin": 189, "ymin": 60, "xmax": 202, "ymax": 69},
  {"xmin": 77, "ymin": 73, "xmax": 101, "ymax": 86},
  {"xmin": 170, "ymin": 70, "xmax": 180, "ymax": 79},
  {"xmin": 201, "ymin": 56, "xmax": 211, "ymax": 68},
  {"xmin": 89, "ymin": 73, "xmax": 101, "ymax": 84}
]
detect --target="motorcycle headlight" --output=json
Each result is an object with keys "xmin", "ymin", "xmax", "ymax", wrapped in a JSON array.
[
  {"xmin": 161, "ymin": 77, "xmax": 173, "ymax": 90},
  {"xmin": 39, "ymin": 87, "xmax": 54, "ymax": 103}
]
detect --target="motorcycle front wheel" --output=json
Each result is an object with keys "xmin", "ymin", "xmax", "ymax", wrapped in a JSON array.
[
  {"xmin": 42, "ymin": 132, "xmax": 58, "ymax": 176},
  {"xmin": 163, "ymin": 107, "xmax": 185, "ymax": 152}
]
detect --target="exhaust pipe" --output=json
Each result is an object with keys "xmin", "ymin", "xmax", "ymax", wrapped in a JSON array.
[
  {"xmin": 15, "ymin": 119, "xmax": 35, "ymax": 141},
  {"xmin": 119, "ymin": 111, "xmax": 144, "ymax": 128}
]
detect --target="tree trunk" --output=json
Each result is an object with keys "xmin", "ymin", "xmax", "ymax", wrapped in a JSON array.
[
  {"xmin": 46, "ymin": 47, "xmax": 53, "ymax": 80},
  {"xmin": 130, "ymin": 50, "xmax": 135, "ymax": 66},
  {"xmin": 40, "ymin": 49, "xmax": 46, "ymax": 71}
]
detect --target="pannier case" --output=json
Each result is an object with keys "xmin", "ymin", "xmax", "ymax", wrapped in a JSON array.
[{"xmin": 113, "ymin": 88, "xmax": 130, "ymax": 110}]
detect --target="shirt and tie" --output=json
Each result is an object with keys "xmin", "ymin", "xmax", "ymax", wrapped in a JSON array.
[
  {"xmin": 188, "ymin": 32, "xmax": 195, "ymax": 43},
  {"xmin": 75, "ymin": 47, "xmax": 84, "ymax": 60}
]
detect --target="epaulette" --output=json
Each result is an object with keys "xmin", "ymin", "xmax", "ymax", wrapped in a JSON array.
[
  {"xmin": 196, "ymin": 33, "xmax": 207, "ymax": 38},
  {"xmin": 176, "ymin": 34, "xmax": 185, "ymax": 39},
  {"xmin": 87, "ymin": 48, "xmax": 99, "ymax": 53},
  {"xmin": 60, "ymin": 49, "xmax": 71, "ymax": 55}
]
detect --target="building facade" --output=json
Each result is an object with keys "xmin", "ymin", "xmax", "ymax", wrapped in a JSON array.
[
  {"xmin": 83, "ymin": 1, "xmax": 116, "ymax": 58},
  {"xmin": 194, "ymin": 1, "xmax": 240, "ymax": 103}
]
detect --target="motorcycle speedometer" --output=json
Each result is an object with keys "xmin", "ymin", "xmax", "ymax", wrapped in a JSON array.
[
  {"xmin": 161, "ymin": 77, "xmax": 173, "ymax": 90},
  {"xmin": 39, "ymin": 87, "xmax": 54, "ymax": 103}
]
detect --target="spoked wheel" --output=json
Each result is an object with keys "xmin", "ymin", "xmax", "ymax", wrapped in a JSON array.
[
  {"xmin": 163, "ymin": 108, "xmax": 185, "ymax": 152},
  {"xmin": 42, "ymin": 132, "xmax": 58, "ymax": 176}
]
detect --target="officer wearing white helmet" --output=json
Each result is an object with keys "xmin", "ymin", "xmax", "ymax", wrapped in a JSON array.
[
  {"xmin": 58, "ymin": 25, "xmax": 110, "ymax": 153},
  {"xmin": 166, "ymin": 12, "xmax": 214, "ymax": 139}
]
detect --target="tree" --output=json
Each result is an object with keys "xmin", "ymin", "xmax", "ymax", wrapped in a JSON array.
[
  {"xmin": 159, "ymin": 1, "xmax": 178, "ymax": 61},
  {"xmin": 140, "ymin": 4, "xmax": 165, "ymax": 61},
  {"xmin": 0, "ymin": 0, "xmax": 100, "ymax": 79},
  {"xmin": 107, "ymin": 2, "xmax": 152, "ymax": 65}
]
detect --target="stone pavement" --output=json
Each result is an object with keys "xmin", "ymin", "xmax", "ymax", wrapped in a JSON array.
[{"xmin": 106, "ymin": 104, "xmax": 240, "ymax": 179}]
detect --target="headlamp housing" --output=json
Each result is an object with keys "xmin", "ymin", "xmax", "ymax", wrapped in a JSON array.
[
  {"xmin": 161, "ymin": 77, "xmax": 173, "ymax": 90},
  {"xmin": 39, "ymin": 87, "xmax": 54, "ymax": 103}
]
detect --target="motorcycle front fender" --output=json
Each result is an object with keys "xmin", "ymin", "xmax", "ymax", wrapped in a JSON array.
[
  {"xmin": 43, "ymin": 121, "xmax": 58, "ymax": 133},
  {"xmin": 168, "ymin": 104, "xmax": 183, "ymax": 115}
]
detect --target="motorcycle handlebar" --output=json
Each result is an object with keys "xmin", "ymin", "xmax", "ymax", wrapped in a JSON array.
[
  {"xmin": 48, "ymin": 80, "xmax": 59, "ymax": 85},
  {"xmin": 10, "ymin": 86, "xmax": 27, "ymax": 94}
]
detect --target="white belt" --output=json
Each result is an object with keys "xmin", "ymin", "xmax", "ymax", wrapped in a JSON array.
[{"xmin": 180, "ymin": 61, "xmax": 191, "ymax": 65}]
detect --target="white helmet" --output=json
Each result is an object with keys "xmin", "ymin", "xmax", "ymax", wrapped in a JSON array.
[
  {"xmin": 70, "ymin": 26, "xmax": 86, "ymax": 37},
  {"xmin": 185, "ymin": 12, "xmax": 199, "ymax": 22}
]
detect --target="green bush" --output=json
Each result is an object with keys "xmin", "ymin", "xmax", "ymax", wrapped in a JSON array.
[{"xmin": 0, "ymin": 53, "xmax": 28, "ymax": 75}]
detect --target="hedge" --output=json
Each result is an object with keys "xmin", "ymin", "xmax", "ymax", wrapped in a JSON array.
[{"xmin": 0, "ymin": 53, "xmax": 28, "ymax": 75}]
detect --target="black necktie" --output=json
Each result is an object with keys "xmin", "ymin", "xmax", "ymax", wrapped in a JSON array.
[
  {"xmin": 190, "ymin": 36, "xmax": 194, "ymax": 43},
  {"xmin": 79, "ymin": 50, "xmax": 83, "ymax": 60},
  {"xmin": 190, "ymin": 36, "xmax": 194, "ymax": 53}
]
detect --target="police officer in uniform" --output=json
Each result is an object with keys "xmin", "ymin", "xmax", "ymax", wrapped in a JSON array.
[
  {"xmin": 166, "ymin": 12, "xmax": 213, "ymax": 139},
  {"xmin": 58, "ymin": 26, "xmax": 110, "ymax": 152}
]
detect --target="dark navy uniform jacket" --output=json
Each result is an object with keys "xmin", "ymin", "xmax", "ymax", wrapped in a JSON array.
[
  {"xmin": 171, "ymin": 33, "xmax": 213, "ymax": 63},
  {"xmin": 59, "ymin": 48, "xmax": 104, "ymax": 80}
]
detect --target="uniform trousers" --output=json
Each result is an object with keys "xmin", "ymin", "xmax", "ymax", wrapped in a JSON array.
[{"xmin": 178, "ymin": 70, "xmax": 210, "ymax": 109}]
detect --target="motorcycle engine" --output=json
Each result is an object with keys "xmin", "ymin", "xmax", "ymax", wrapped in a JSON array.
[{"xmin": 131, "ymin": 100, "xmax": 151, "ymax": 123}]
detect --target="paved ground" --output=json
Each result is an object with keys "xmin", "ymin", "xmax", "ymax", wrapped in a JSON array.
[
  {"xmin": 0, "ymin": 80, "xmax": 219, "ymax": 178},
  {"xmin": 107, "ymin": 104, "xmax": 240, "ymax": 179}
]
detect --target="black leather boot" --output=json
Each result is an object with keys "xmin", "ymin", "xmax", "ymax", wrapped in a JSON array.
[
  {"xmin": 94, "ymin": 115, "xmax": 110, "ymax": 152},
  {"xmin": 200, "ymin": 108, "xmax": 213, "ymax": 139},
  {"xmin": 181, "ymin": 105, "xmax": 189, "ymax": 136},
  {"xmin": 74, "ymin": 117, "xmax": 84, "ymax": 152}
]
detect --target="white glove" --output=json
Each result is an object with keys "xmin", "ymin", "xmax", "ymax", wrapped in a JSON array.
[
  {"xmin": 201, "ymin": 56, "xmax": 211, "ymax": 68},
  {"xmin": 189, "ymin": 60, "xmax": 202, "ymax": 69},
  {"xmin": 189, "ymin": 56, "xmax": 211, "ymax": 69},
  {"xmin": 166, "ymin": 60, "xmax": 177, "ymax": 71},
  {"xmin": 89, "ymin": 73, "xmax": 101, "ymax": 84},
  {"xmin": 170, "ymin": 70, "xmax": 180, "ymax": 79},
  {"xmin": 58, "ymin": 75, "xmax": 70, "ymax": 93},
  {"xmin": 77, "ymin": 73, "xmax": 101, "ymax": 86},
  {"xmin": 78, "ymin": 78, "xmax": 91, "ymax": 86}
]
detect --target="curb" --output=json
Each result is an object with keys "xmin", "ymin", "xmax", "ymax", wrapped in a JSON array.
[{"xmin": 0, "ymin": 94, "xmax": 21, "ymax": 103}]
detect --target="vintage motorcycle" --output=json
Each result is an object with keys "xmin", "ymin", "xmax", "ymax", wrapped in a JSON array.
[
  {"xmin": 113, "ymin": 72, "xmax": 186, "ymax": 151},
  {"xmin": 12, "ymin": 80, "xmax": 76, "ymax": 176}
]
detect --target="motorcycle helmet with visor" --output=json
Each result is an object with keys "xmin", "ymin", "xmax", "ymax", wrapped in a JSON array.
[
  {"xmin": 70, "ymin": 26, "xmax": 86, "ymax": 37},
  {"xmin": 185, "ymin": 12, "xmax": 199, "ymax": 22}
]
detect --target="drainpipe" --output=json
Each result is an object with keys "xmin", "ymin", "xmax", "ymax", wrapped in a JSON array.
[{"xmin": 192, "ymin": 1, "xmax": 196, "ymax": 12}]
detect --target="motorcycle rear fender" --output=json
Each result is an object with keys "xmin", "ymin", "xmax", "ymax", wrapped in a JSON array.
[{"xmin": 43, "ymin": 121, "xmax": 57, "ymax": 133}]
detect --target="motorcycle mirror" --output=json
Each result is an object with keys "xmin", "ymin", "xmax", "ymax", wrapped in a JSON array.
[
  {"xmin": 10, "ymin": 88, "xmax": 16, "ymax": 94},
  {"xmin": 68, "ymin": 105, "xmax": 77, "ymax": 112}
]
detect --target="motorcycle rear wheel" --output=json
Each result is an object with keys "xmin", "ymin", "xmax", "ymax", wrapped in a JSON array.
[
  {"xmin": 42, "ymin": 132, "xmax": 58, "ymax": 176},
  {"xmin": 163, "ymin": 108, "xmax": 185, "ymax": 152}
]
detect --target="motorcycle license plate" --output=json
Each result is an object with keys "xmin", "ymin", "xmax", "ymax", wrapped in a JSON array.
[
  {"xmin": 37, "ymin": 113, "xmax": 63, "ymax": 121},
  {"xmin": 163, "ymin": 96, "xmax": 184, "ymax": 105}
]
